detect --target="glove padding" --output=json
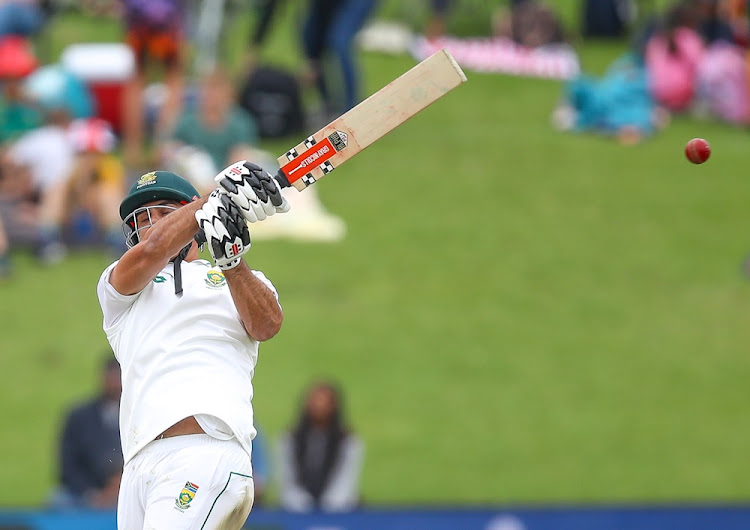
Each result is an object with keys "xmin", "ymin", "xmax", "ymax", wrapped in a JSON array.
[
  {"xmin": 215, "ymin": 161, "xmax": 290, "ymax": 223},
  {"xmin": 195, "ymin": 191, "xmax": 251, "ymax": 270}
]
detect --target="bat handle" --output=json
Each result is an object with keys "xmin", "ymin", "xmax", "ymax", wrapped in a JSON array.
[{"xmin": 274, "ymin": 169, "xmax": 291, "ymax": 188}]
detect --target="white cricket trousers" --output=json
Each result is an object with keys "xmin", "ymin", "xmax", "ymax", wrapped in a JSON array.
[{"xmin": 118, "ymin": 434, "xmax": 254, "ymax": 530}]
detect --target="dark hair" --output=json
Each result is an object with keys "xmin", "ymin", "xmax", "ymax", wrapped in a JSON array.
[{"xmin": 291, "ymin": 381, "xmax": 348, "ymax": 504}]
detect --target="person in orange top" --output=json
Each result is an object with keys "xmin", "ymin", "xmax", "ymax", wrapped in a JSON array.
[{"xmin": 119, "ymin": 0, "xmax": 187, "ymax": 167}]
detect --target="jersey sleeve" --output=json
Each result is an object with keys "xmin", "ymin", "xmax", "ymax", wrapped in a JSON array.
[{"xmin": 96, "ymin": 261, "xmax": 141, "ymax": 333}]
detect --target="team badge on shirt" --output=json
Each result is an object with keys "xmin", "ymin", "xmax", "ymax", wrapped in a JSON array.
[
  {"xmin": 205, "ymin": 269, "xmax": 227, "ymax": 289},
  {"xmin": 175, "ymin": 481, "xmax": 199, "ymax": 511}
]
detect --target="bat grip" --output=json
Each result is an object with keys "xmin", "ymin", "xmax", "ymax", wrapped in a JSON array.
[{"xmin": 274, "ymin": 169, "xmax": 291, "ymax": 188}]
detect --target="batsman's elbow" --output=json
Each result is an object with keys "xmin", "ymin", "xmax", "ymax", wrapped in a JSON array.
[{"xmin": 247, "ymin": 312, "xmax": 283, "ymax": 342}]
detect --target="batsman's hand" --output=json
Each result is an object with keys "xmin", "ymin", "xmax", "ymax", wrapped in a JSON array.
[
  {"xmin": 214, "ymin": 161, "xmax": 290, "ymax": 223},
  {"xmin": 195, "ymin": 191, "xmax": 251, "ymax": 270}
]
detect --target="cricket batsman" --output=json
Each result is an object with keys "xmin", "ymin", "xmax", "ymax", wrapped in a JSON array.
[{"xmin": 96, "ymin": 162, "xmax": 288, "ymax": 529}]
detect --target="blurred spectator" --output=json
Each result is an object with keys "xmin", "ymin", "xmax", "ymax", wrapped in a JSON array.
[
  {"xmin": 24, "ymin": 63, "xmax": 93, "ymax": 120},
  {"xmin": 637, "ymin": 0, "xmax": 739, "ymax": 47},
  {"xmin": 0, "ymin": 122, "xmax": 37, "ymax": 264},
  {"xmin": 493, "ymin": 0, "xmax": 566, "ymax": 47},
  {"xmin": 581, "ymin": 0, "xmax": 634, "ymax": 39},
  {"xmin": 553, "ymin": 53, "xmax": 664, "ymax": 145},
  {"xmin": 694, "ymin": 40, "xmax": 750, "ymax": 124},
  {"xmin": 301, "ymin": 0, "xmax": 380, "ymax": 115},
  {"xmin": 694, "ymin": 0, "xmax": 735, "ymax": 44},
  {"xmin": 0, "ymin": 35, "xmax": 40, "ymax": 143},
  {"xmin": 425, "ymin": 0, "xmax": 453, "ymax": 40},
  {"xmin": 0, "ymin": 63, "xmax": 97, "ymax": 264},
  {"xmin": 49, "ymin": 357, "xmax": 123, "ymax": 509},
  {"xmin": 120, "ymin": 0, "xmax": 187, "ymax": 167},
  {"xmin": 252, "ymin": 423, "xmax": 271, "ymax": 506},
  {"xmin": 0, "ymin": 214, "xmax": 9, "ymax": 277},
  {"xmin": 162, "ymin": 67, "xmax": 345, "ymax": 242},
  {"xmin": 2, "ymin": 99, "xmax": 76, "ymax": 263},
  {"xmin": 159, "ymin": 67, "xmax": 261, "ymax": 195},
  {"xmin": 0, "ymin": 117, "xmax": 124, "ymax": 265},
  {"xmin": 1, "ymin": 62, "xmax": 95, "ymax": 263},
  {"xmin": 247, "ymin": 0, "xmax": 281, "ymax": 66},
  {"xmin": 0, "ymin": 0, "xmax": 45, "ymax": 39},
  {"xmin": 277, "ymin": 381, "xmax": 364, "ymax": 512},
  {"xmin": 248, "ymin": 0, "xmax": 379, "ymax": 115},
  {"xmin": 0, "ymin": 35, "xmax": 37, "ymax": 276},
  {"xmin": 645, "ymin": 4, "xmax": 705, "ymax": 113},
  {"xmin": 245, "ymin": 1, "xmax": 348, "ymax": 242},
  {"xmin": 238, "ymin": 63, "xmax": 305, "ymax": 139},
  {"xmin": 66, "ymin": 117, "xmax": 127, "ymax": 255},
  {"xmin": 0, "ymin": 75, "xmax": 40, "ymax": 143},
  {"xmin": 721, "ymin": 0, "xmax": 749, "ymax": 45}
]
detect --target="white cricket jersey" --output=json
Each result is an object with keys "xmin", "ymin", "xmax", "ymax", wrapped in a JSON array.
[{"xmin": 96, "ymin": 259, "xmax": 278, "ymax": 465}]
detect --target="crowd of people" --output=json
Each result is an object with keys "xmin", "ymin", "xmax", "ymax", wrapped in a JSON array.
[
  {"xmin": 0, "ymin": 0, "xmax": 376, "ymax": 521},
  {"xmin": 0, "ymin": 0, "xmax": 378, "ymax": 521},
  {"xmin": 0, "ymin": 0, "xmax": 379, "ymax": 279},
  {"xmin": 553, "ymin": 0, "xmax": 750, "ymax": 143},
  {"xmin": 51, "ymin": 364, "xmax": 364, "ymax": 513},
  {"xmin": 4, "ymin": 1, "xmax": 745, "ymax": 278}
]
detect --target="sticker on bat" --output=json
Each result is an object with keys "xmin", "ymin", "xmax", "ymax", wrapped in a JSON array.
[
  {"xmin": 280, "ymin": 138, "xmax": 336, "ymax": 182},
  {"xmin": 328, "ymin": 131, "xmax": 348, "ymax": 152}
]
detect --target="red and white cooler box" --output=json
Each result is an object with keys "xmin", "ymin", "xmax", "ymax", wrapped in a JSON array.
[{"xmin": 61, "ymin": 43, "xmax": 135, "ymax": 133}]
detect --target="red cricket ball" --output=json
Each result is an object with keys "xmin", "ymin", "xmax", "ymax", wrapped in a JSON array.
[{"xmin": 685, "ymin": 138, "xmax": 711, "ymax": 164}]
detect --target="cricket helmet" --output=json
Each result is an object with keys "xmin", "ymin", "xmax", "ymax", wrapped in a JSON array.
[{"xmin": 119, "ymin": 171, "xmax": 199, "ymax": 221}]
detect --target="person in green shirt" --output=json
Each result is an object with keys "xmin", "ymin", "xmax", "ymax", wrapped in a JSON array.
[
  {"xmin": 171, "ymin": 71, "xmax": 258, "ymax": 175},
  {"xmin": 160, "ymin": 68, "xmax": 345, "ymax": 242},
  {"xmin": 0, "ymin": 35, "xmax": 41, "ymax": 144},
  {"xmin": 0, "ymin": 75, "xmax": 41, "ymax": 145},
  {"xmin": 160, "ymin": 68, "xmax": 263, "ymax": 194}
]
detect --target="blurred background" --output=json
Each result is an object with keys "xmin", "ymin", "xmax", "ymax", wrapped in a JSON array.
[{"xmin": 2, "ymin": 0, "xmax": 750, "ymax": 529}]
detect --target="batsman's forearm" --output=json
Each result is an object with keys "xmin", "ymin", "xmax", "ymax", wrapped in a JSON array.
[
  {"xmin": 111, "ymin": 196, "xmax": 212, "ymax": 296},
  {"xmin": 224, "ymin": 262, "xmax": 283, "ymax": 342}
]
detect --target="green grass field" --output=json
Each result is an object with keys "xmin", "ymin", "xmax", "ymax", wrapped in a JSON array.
[{"xmin": 3, "ymin": 1, "xmax": 750, "ymax": 507}]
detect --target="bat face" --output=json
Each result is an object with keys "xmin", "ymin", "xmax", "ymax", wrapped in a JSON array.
[{"xmin": 275, "ymin": 49, "xmax": 467, "ymax": 191}]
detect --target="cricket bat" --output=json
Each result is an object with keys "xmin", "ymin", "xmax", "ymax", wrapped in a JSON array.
[{"xmin": 274, "ymin": 48, "xmax": 467, "ymax": 191}]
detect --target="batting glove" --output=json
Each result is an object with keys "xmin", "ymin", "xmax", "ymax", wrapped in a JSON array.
[
  {"xmin": 195, "ymin": 191, "xmax": 251, "ymax": 270},
  {"xmin": 214, "ymin": 161, "xmax": 290, "ymax": 223}
]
